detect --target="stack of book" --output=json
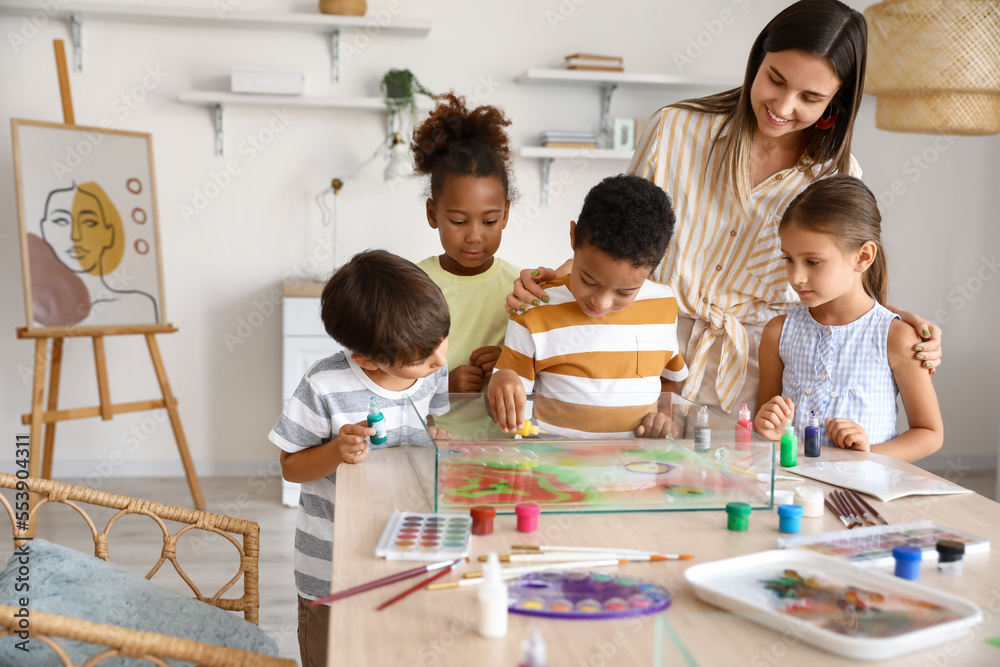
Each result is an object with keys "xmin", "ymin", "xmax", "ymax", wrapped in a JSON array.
[
  {"xmin": 541, "ymin": 130, "xmax": 597, "ymax": 149},
  {"xmin": 564, "ymin": 53, "xmax": 624, "ymax": 72}
]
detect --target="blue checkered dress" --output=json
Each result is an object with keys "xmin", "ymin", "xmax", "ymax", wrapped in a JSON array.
[{"xmin": 778, "ymin": 303, "xmax": 900, "ymax": 446}]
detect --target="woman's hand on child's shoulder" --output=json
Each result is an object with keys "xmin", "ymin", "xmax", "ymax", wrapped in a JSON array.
[
  {"xmin": 892, "ymin": 308, "xmax": 942, "ymax": 375},
  {"xmin": 336, "ymin": 421, "xmax": 372, "ymax": 464},
  {"xmin": 824, "ymin": 418, "xmax": 870, "ymax": 453},
  {"xmin": 754, "ymin": 396, "xmax": 794, "ymax": 442},
  {"xmin": 505, "ymin": 267, "xmax": 557, "ymax": 315}
]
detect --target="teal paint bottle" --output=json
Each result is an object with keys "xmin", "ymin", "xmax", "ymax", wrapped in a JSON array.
[
  {"xmin": 780, "ymin": 424, "xmax": 798, "ymax": 468},
  {"xmin": 367, "ymin": 397, "xmax": 387, "ymax": 445}
]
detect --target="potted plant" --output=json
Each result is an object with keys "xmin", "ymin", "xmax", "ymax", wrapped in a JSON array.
[{"xmin": 380, "ymin": 69, "xmax": 434, "ymax": 124}]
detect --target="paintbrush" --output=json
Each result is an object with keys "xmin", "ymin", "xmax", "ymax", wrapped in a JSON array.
[
  {"xmin": 824, "ymin": 498, "xmax": 852, "ymax": 528},
  {"xmin": 846, "ymin": 489, "xmax": 889, "ymax": 525},
  {"xmin": 827, "ymin": 491, "xmax": 859, "ymax": 528},
  {"xmin": 841, "ymin": 490, "xmax": 876, "ymax": 526}
]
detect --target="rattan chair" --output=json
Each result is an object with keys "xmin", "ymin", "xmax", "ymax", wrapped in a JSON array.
[{"xmin": 0, "ymin": 472, "xmax": 295, "ymax": 666}]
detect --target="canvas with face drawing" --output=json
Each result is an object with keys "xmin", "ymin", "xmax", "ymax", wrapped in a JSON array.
[{"xmin": 12, "ymin": 119, "xmax": 165, "ymax": 330}]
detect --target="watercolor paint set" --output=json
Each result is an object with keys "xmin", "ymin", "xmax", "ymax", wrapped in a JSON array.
[
  {"xmin": 374, "ymin": 510, "xmax": 472, "ymax": 561},
  {"xmin": 685, "ymin": 550, "xmax": 982, "ymax": 660},
  {"xmin": 777, "ymin": 520, "xmax": 990, "ymax": 566},
  {"xmin": 507, "ymin": 570, "xmax": 671, "ymax": 619}
]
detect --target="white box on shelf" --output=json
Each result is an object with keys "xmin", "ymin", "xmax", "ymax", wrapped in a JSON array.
[{"xmin": 231, "ymin": 66, "xmax": 304, "ymax": 95}]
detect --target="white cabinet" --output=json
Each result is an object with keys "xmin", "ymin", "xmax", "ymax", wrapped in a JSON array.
[{"xmin": 281, "ymin": 280, "xmax": 342, "ymax": 507}]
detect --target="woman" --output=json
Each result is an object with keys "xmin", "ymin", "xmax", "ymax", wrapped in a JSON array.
[{"xmin": 508, "ymin": 0, "xmax": 941, "ymax": 419}]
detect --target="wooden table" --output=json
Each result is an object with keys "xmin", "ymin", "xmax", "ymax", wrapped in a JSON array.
[{"xmin": 329, "ymin": 447, "xmax": 1000, "ymax": 666}]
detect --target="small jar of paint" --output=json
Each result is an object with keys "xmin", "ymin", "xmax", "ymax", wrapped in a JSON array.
[
  {"xmin": 793, "ymin": 486, "xmax": 825, "ymax": 518},
  {"xmin": 725, "ymin": 502, "xmax": 751, "ymax": 531},
  {"xmin": 893, "ymin": 545, "xmax": 922, "ymax": 580},
  {"xmin": 936, "ymin": 540, "xmax": 966, "ymax": 575},
  {"xmin": 514, "ymin": 503, "xmax": 541, "ymax": 533},
  {"xmin": 777, "ymin": 504, "xmax": 804, "ymax": 534},
  {"xmin": 470, "ymin": 506, "xmax": 497, "ymax": 535}
]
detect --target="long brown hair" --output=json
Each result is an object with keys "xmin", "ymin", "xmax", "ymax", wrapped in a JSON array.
[
  {"xmin": 672, "ymin": 0, "xmax": 867, "ymax": 211},
  {"xmin": 780, "ymin": 175, "xmax": 888, "ymax": 305}
]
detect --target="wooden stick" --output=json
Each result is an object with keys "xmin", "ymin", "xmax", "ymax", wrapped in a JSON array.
[
  {"xmin": 53, "ymin": 39, "xmax": 74, "ymax": 124},
  {"xmin": 376, "ymin": 566, "xmax": 452, "ymax": 611},
  {"xmin": 41, "ymin": 337, "xmax": 63, "ymax": 479},
  {"xmin": 92, "ymin": 336, "xmax": 112, "ymax": 421}
]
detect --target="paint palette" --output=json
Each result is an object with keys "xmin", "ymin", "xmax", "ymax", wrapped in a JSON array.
[
  {"xmin": 374, "ymin": 510, "xmax": 472, "ymax": 561},
  {"xmin": 508, "ymin": 570, "xmax": 671, "ymax": 620}
]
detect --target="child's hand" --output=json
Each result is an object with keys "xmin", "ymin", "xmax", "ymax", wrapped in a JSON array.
[
  {"xmin": 505, "ymin": 267, "xmax": 557, "ymax": 315},
  {"xmin": 337, "ymin": 420, "xmax": 373, "ymax": 465},
  {"xmin": 487, "ymin": 369, "xmax": 527, "ymax": 433},
  {"xmin": 449, "ymin": 364, "xmax": 485, "ymax": 393},
  {"xmin": 825, "ymin": 418, "xmax": 870, "ymax": 452},
  {"xmin": 754, "ymin": 396, "xmax": 794, "ymax": 442},
  {"xmin": 427, "ymin": 426, "xmax": 453, "ymax": 441},
  {"xmin": 635, "ymin": 411, "xmax": 673, "ymax": 439},
  {"xmin": 470, "ymin": 346, "xmax": 502, "ymax": 379}
]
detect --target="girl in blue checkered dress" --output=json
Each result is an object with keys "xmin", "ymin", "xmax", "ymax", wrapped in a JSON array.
[{"xmin": 753, "ymin": 176, "xmax": 943, "ymax": 462}]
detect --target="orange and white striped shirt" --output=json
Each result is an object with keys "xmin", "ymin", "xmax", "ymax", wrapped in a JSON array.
[
  {"xmin": 495, "ymin": 276, "xmax": 687, "ymax": 438},
  {"xmin": 629, "ymin": 106, "xmax": 861, "ymax": 412}
]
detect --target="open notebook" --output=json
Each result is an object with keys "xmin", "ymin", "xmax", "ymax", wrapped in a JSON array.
[{"xmin": 788, "ymin": 459, "xmax": 972, "ymax": 502}]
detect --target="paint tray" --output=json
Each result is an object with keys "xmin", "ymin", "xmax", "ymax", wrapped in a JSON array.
[
  {"xmin": 684, "ymin": 550, "xmax": 982, "ymax": 660},
  {"xmin": 374, "ymin": 509, "xmax": 471, "ymax": 561}
]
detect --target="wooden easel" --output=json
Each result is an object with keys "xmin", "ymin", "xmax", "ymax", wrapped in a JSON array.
[{"xmin": 18, "ymin": 42, "xmax": 204, "ymax": 510}]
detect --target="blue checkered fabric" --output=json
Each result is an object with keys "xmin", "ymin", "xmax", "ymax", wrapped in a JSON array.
[{"xmin": 778, "ymin": 302, "xmax": 900, "ymax": 446}]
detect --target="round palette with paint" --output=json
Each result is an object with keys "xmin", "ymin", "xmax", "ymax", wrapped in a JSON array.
[
  {"xmin": 374, "ymin": 510, "xmax": 472, "ymax": 561},
  {"xmin": 507, "ymin": 570, "xmax": 671, "ymax": 619}
]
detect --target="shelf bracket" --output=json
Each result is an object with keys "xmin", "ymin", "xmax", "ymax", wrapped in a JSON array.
[
  {"xmin": 330, "ymin": 29, "xmax": 340, "ymax": 83},
  {"xmin": 540, "ymin": 158, "xmax": 553, "ymax": 207},
  {"xmin": 599, "ymin": 83, "xmax": 618, "ymax": 148},
  {"xmin": 213, "ymin": 103, "xmax": 224, "ymax": 156},
  {"xmin": 69, "ymin": 14, "xmax": 82, "ymax": 71}
]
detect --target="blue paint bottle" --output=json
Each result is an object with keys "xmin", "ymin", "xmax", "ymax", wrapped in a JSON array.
[
  {"xmin": 804, "ymin": 411, "xmax": 822, "ymax": 458},
  {"xmin": 367, "ymin": 397, "xmax": 387, "ymax": 445}
]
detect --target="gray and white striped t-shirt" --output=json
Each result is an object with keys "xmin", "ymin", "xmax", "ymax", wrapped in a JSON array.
[{"xmin": 268, "ymin": 352, "xmax": 449, "ymax": 601}]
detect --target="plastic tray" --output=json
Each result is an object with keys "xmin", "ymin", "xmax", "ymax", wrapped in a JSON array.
[{"xmin": 684, "ymin": 550, "xmax": 982, "ymax": 660}]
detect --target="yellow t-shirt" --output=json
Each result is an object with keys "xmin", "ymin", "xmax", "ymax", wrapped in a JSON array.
[{"xmin": 417, "ymin": 256, "xmax": 521, "ymax": 373}]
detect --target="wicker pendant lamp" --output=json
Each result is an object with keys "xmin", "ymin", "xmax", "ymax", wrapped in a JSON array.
[{"xmin": 864, "ymin": 0, "xmax": 1000, "ymax": 135}]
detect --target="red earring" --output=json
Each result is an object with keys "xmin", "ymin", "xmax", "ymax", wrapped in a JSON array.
[{"xmin": 816, "ymin": 111, "xmax": 838, "ymax": 130}]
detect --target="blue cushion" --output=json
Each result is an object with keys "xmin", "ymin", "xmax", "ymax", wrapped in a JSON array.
[{"xmin": 0, "ymin": 539, "xmax": 278, "ymax": 666}]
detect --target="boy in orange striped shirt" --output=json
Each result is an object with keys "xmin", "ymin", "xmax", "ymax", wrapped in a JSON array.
[{"xmin": 488, "ymin": 174, "xmax": 688, "ymax": 438}]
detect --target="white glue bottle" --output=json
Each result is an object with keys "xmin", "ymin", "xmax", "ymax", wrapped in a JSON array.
[
  {"xmin": 694, "ymin": 405, "xmax": 711, "ymax": 452},
  {"xmin": 478, "ymin": 551, "xmax": 508, "ymax": 638}
]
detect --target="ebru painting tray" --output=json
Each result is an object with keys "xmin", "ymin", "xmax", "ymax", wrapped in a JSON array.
[{"xmin": 684, "ymin": 550, "xmax": 982, "ymax": 660}]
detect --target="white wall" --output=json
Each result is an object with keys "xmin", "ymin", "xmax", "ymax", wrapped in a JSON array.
[{"xmin": 1, "ymin": 0, "xmax": 997, "ymax": 487}]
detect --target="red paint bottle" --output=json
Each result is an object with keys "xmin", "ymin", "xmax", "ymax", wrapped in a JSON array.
[{"xmin": 736, "ymin": 403, "xmax": 753, "ymax": 450}]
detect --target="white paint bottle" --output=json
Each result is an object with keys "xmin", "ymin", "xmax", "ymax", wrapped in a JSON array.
[{"xmin": 478, "ymin": 551, "xmax": 508, "ymax": 638}]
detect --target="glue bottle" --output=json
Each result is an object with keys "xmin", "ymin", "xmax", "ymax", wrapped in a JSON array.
[
  {"xmin": 736, "ymin": 403, "xmax": 753, "ymax": 450},
  {"xmin": 804, "ymin": 411, "xmax": 822, "ymax": 458},
  {"xmin": 478, "ymin": 551, "xmax": 508, "ymax": 638},
  {"xmin": 518, "ymin": 626, "xmax": 547, "ymax": 667},
  {"xmin": 694, "ymin": 406, "xmax": 711, "ymax": 452},
  {"xmin": 367, "ymin": 397, "xmax": 387, "ymax": 446},
  {"xmin": 780, "ymin": 424, "xmax": 798, "ymax": 468}
]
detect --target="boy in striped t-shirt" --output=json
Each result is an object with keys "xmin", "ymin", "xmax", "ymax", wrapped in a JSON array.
[
  {"xmin": 489, "ymin": 174, "xmax": 688, "ymax": 439},
  {"xmin": 268, "ymin": 250, "xmax": 450, "ymax": 667}
]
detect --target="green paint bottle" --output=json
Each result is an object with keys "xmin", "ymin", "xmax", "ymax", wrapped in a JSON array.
[
  {"xmin": 780, "ymin": 424, "xmax": 798, "ymax": 468},
  {"xmin": 367, "ymin": 397, "xmax": 387, "ymax": 445}
]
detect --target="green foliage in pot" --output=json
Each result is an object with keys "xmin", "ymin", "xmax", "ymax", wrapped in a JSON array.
[{"xmin": 380, "ymin": 69, "xmax": 434, "ymax": 121}]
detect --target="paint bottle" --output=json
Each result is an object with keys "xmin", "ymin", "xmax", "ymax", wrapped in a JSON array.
[
  {"xmin": 478, "ymin": 552, "xmax": 508, "ymax": 638},
  {"xmin": 780, "ymin": 424, "xmax": 798, "ymax": 468},
  {"xmin": 518, "ymin": 626, "xmax": 547, "ymax": 667},
  {"xmin": 694, "ymin": 406, "xmax": 711, "ymax": 452},
  {"xmin": 893, "ymin": 545, "xmax": 922, "ymax": 580},
  {"xmin": 936, "ymin": 540, "xmax": 966, "ymax": 575},
  {"xmin": 777, "ymin": 504, "xmax": 804, "ymax": 534},
  {"xmin": 804, "ymin": 411, "xmax": 822, "ymax": 458},
  {"xmin": 736, "ymin": 403, "xmax": 753, "ymax": 450},
  {"xmin": 725, "ymin": 502, "xmax": 751, "ymax": 531},
  {"xmin": 367, "ymin": 397, "xmax": 387, "ymax": 445}
]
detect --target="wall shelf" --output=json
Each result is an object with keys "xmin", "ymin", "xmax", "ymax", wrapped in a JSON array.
[
  {"xmin": 0, "ymin": 1, "xmax": 431, "ymax": 81},
  {"xmin": 519, "ymin": 146, "xmax": 633, "ymax": 206},
  {"xmin": 517, "ymin": 68, "xmax": 737, "ymax": 205},
  {"xmin": 178, "ymin": 92, "xmax": 433, "ymax": 155}
]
